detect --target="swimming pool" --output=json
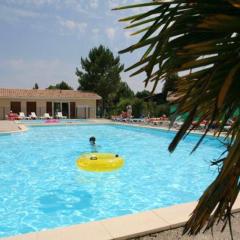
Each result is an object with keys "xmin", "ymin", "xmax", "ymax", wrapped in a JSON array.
[{"xmin": 0, "ymin": 124, "xmax": 225, "ymax": 237}]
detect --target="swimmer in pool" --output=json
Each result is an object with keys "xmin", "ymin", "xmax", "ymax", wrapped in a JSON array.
[
  {"xmin": 89, "ymin": 136, "xmax": 99, "ymax": 153},
  {"xmin": 89, "ymin": 136, "xmax": 96, "ymax": 145}
]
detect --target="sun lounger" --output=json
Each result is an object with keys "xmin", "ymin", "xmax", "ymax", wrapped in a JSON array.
[
  {"xmin": 40, "ymin": 113, "xmax": 53, "ymax": 119},
  {"xmin": 111, "ymin": 116, "xmax": 121, "ymax": 121},
  {"xmin": 56, "ymin": 112, "xmax": 67, "ymax": 119},
  {"xmin": 223, "ymin": 125, "xmax": 231, "ymax": 131},
  {"xmin": 19, "ymin": 112, "xmax": 30, "ymax": 120},
  {"xmin": 173, "ymin": 121, "xmax": 184, "ymax": 129},
  {"xmin": 152, "ymin": 120, "xmax": 170, "ymax": 127},
  {"xmin": 129, "ymin": 118, "xmax": 145, "ymax": 123},
  {"xmin": 29, "ymin": 112, "xmax": 37, "ymax": 120}
]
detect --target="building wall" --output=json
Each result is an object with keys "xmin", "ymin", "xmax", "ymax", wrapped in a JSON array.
[
  {"xmin": 0, "ymin": 99, "xmax": 10, "ymax": 120},
  {"xmin": 75, "ymin": 99, "xmax": 96, "ymax": 118},
  {"xmin": 0, "ymin": 98, "xmax": 97, "ymax": 119}
]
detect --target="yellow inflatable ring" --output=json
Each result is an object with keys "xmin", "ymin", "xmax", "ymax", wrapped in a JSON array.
[{"xmin": 76, "ymin": 153, "xmax": 124, "ymax": 172}]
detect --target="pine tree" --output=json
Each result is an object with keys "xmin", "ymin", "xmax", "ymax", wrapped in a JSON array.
[{"xmin": 76, "ymin": 45, "xmax": 124, "ymax": 116}]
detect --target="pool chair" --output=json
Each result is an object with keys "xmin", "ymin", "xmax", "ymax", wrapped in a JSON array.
[
  {"xmin": 129, "ymin": 118, "xmax": 145, "ymax": 124},
  {"xmin": 149, "ymin": 118, "xmax": 163, "ymax": 126},
  {"xmin": 56, "ymin": 112, "xmax": 67, "ymax": 119},
  {"xmin": 40, "ymin": 113, "xmax": 53, "ymax": 119},
  {"xmin": 29, "ymin": 112, "xmax": 37, "ymax": 120},
  {"xmin": 198, "ymin": 120, "xmax": 208, "ymax": 131},
  {"xmin": 173, "ymin": 120, "xmax": 184, "ymax": 129},
  {"xmin": 19, "ymin": 112, "xmax": 30, "ymax": 120},
  {"xmin": 223, "ymin": 125, "xmax": 232, "ymax": 131}
]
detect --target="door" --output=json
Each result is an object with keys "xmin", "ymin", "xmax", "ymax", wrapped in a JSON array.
[
  {"xmin": 46, "ymin": 102, "xmax": 52, "ymax": 116},
  {"xmin": 54, "ymin": 102, "xmax": 61, "ymax": 116},
  {"xmin": 70, "ymin": 102, "xmax": 76, "ymax": 118},
  {"xmin": 10, "ymin": 102, "xmax": 21, "ymax": 114},
  {"xmin": 27, "ymin": 102, "xmax": 36, "ymax": 116},
  {"xmin": 62, "ymin": 103, "xmax": 69, "ymax": 118}
]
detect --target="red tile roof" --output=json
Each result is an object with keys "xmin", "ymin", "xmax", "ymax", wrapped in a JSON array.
[{"xmin": 0, "ymin": 88, "xmax": 101, "ymax": 100}]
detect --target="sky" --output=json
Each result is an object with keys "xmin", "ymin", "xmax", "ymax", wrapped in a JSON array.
[{"xmin": 0, "ymin": 0, "xmax": 163, "ymax": 93}]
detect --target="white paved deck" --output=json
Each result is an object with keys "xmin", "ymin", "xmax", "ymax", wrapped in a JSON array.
[{"xmin": 0, "ymin": 121, "xmax": 27, "ymax": 133}]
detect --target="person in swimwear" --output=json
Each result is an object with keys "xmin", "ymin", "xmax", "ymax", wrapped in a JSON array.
[{"xmin": 89, "ymin": 136, "xmax": 98, "ymax": 152}]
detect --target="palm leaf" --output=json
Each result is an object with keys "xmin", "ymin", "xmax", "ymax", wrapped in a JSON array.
[{"xmin": 115, "ymin": 0, "xmax": 240, "ymax": 235}]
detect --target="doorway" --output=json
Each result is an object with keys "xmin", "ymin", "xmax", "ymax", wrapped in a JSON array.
[
  {"xmin": 26, "ymin": 102, "xmax": 36, "ymax": 115},
  {"xmin": 10, "ymin": 102, "xmax": 21, "ymax": 114},
  {"xmin": 46, "ymin": 102, "xmax": 52, "ymax": 116},
  {"xmin": 62, "ymin": 103, "xmax": 69, "ymax": 118},
  {"xmin": 54, "ymin": 102, "xmax": 61, "ymax": 116}
]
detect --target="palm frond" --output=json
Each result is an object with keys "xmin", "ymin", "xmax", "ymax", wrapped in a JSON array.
[{"xmin": 115, "ymin": 0, "xmax": 240, "ymax": 235}]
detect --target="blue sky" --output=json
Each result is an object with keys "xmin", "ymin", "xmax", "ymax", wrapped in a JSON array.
[{"xmin": 0, "ymin": 0, "xmax": 162, "ymax": 92}]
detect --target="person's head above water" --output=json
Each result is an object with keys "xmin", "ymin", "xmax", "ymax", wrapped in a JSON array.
[{"xmin": 89, "ymin": 136, "xmax": 96, "ymax": 145}]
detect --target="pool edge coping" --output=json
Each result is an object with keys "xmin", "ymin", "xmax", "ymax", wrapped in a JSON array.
[{"xmin": 1, "ymin": 197, "xmax": 240, "ymax": 240}]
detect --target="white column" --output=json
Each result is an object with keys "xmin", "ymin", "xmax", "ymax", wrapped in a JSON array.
[
  {"xmin": 68, "ymin": 102, "xmax": 70, "ymax": 119},
  {"xmin": 52, "ymin": 102, "xmax": 54, "ymax": 117}
]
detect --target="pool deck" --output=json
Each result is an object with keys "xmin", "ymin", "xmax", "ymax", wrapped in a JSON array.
[
  {"xmin": 0, "ymin": 119, "xmax": 110, "ymax": 134},
  {"xmin": 0, "ymin": 118, "xmax": 236, "ymax": 240},
  {"xmin": 0, "ymin": 120, "xmax": 27, "ymax": 134}
]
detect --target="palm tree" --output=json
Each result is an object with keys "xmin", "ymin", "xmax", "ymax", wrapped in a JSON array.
[{"xmin": 114, "ymin": 0, "xmax": 240, "ymax": 236}]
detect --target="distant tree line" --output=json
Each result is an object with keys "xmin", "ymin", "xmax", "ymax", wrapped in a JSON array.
[
  {"xmin": 76, "ymin": 45, "xmax": 173, "ymax": 117},
  {"xmin": 47, "ymin": 81, "xmax": 73, "ymax": 90},
  {"xmin": 33, "ymin": 81, "xmax": 73, "ymax": 90},
  {"xmin": 34, "ymin": 45, "xmax": 175, "ymax": 118}
]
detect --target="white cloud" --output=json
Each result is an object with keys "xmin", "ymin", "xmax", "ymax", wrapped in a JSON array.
[
  {"xmin": 0, "ymin": 5, "xmax": 41, "ymax": 23},
  {"xmin": 89, "ymin": 0, "xmax": 99, "ymax": 9},
  {"xmin": 58, "ymin": 18, "xmax": 87, "ymax": 33},
  {"xmin": 24, "ymin": 0, "xmax": 57, "ymax": 6},
  {"xmin": 1, "ymin": 0, "xmax": 59, "ymax": 9},
  {"xmin": 108, "ymin": 0, "xmax": 129, "ymax": 9},
  {"xmin": 106, "ymin": 27, "xmax": 116, "ymax": 40},
  {"xmin": 4, "ymin": 0, "xmax": 58, "ymax": 6},
  {"xmin": 92, "ymin": 28, "xmax": 99, "ymax": 34}
]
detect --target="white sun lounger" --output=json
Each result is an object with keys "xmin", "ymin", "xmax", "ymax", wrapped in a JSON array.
[
  {"xmin": 56, "ymin": 112, "xmax": 67, "ymax": 119},
  {"xmin": 30, "ymin": 112, "xmax": 37, "ymax": 119},
  {"xmin": 19, "ymin": 112, "xmax": 30, "ymax": 120},
  {"xmin": 40, "ymin": 113, "xmax": 53, "ymax": 119}
]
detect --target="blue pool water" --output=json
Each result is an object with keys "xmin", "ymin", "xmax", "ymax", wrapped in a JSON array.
[{"xmin": 0, "ymin": 124, "xmax": 225, "ymax": 237}]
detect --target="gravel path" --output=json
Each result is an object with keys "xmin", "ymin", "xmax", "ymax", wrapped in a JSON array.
[{"xmin": 130, "ymin": 212, "xmax": 240, "ymax": 240}]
